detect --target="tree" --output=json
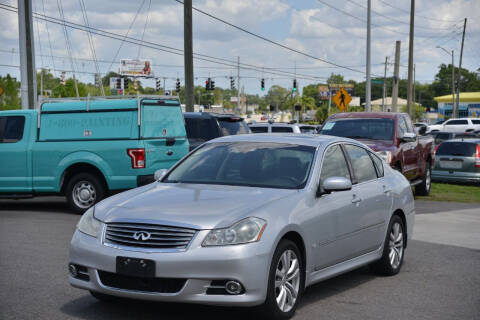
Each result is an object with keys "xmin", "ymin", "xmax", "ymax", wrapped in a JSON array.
[
  {"xmin": 0, "ymin": 74, "xmax": 21, "ymax": 110},
  {"xmin": 327, "ymin": 73, "xmax": 345, "ymax": 85}
]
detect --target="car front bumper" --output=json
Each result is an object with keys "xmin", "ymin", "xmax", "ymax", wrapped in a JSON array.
[{"xmin": 69, "ymin": 229, "xmax": 270, "ymax": 306}]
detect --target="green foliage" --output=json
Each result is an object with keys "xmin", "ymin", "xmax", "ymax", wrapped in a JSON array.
[{"xmin": 0, "ymin": 74, "xmax": 21, "ymax": 110}]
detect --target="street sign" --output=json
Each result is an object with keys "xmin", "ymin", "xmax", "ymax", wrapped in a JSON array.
[
  {"xmin": 0, "ymin": 86, "xmax": 4, "ymax": 96},
  {"xmin": 119, "ymin": 59, "xmax": 153, "ymax": 77},
  {"xmin": 371, "ymin": 79, "xmax": 384, "ymax": 84},
  {"xmin": 332, "ymin": 87, "xmax": 352, "ymax": 112}
]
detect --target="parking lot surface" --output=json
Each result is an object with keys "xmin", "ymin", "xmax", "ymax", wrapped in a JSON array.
[{"xmin": 1, "ymin": 197, "xmax": 479, "ymax": 320}]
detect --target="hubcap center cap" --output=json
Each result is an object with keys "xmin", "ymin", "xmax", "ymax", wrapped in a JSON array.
[{"xmin": 79, "ymin": 188, "xmax": 91, "ymax": 201}]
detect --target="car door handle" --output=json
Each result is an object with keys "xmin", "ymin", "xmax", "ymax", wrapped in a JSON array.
[{"xmin": 351, "ymin": 196, "xmax": 362, "ymax": 204}]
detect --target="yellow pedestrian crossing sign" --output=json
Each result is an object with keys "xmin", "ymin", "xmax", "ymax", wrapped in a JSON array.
[{"xmin": 332, "ymin": 87, "xmax": 351, "ymax": 112}]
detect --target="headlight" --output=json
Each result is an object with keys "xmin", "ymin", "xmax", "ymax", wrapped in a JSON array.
[
  {"xmin": 77, "ymin": 207, "xmax": 102, "ymax": 238},
  {"xmin": 376, "ymin": 151, "xmax": 392, "ymax": 164},
  {"xmin": 202, "ymin": 217, "xmax": 267, "ymax": 246}
]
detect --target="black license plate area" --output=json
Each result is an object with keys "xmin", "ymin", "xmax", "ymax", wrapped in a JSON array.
[{"xmin": 116, "ymin": 257, "xmax": 155, "ymax": 278}]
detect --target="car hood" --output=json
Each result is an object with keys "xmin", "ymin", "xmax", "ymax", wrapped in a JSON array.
[
  {"xmin": 94, "ymin": 183, "xmax": 297, "ymax": 230},
  {"xmin": 356, "ymin": 139, "xmax": 395, "ymax": 152}
]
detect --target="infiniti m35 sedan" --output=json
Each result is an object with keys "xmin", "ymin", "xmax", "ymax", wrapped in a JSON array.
[{"xmin": 69, "ymin": 134, "xmax": 414, "ymax": 319}]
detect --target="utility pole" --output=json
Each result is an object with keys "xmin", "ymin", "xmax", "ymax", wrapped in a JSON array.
[
  {"xmin": 18, "ymin": 0, "xmax": 37, "ymax": 109},
  {"xmin": 382, "ymin": 56, "xmax": 388, "ymax": 112},
  {"xmin": 406, "ymin": 0, "xmax": 415, "ymax": 118},
  {"xmin": 413, "ymin": 63, "xmax": 416, "ymax": 107},
  {"xmin": 451, "ymin": 50, "xmax": 455, "ymax": 112},
  {"xmin": 365, "ymin": 0, "xmax": 372, "ymax": 112},
  {"xmin": 455, "ymin": 18, "xmax": 467, "ymax": 118},
  {"xmin": 184, "ymin": 0, "xmax": 194, "ymax": 112},
  {"xmin": 392, "ymin": 41, "xmax": 401, "ymax": 112},
  {"xmin": 237, "ymin": 56, "xmax": 240, "ymax": 114}
]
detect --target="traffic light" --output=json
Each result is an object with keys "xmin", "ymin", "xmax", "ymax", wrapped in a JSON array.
[
  {"xmin": 116, "ymin": 78, "xmax": 122, "ymax": 90},
  {"xmin": 230, "ymin": 77, "xmax": 235, "ymax": 90},
  {"xmin": 156, "ymin": 78, "xmax": 161, "ymax": 91},
  {"xmin": 176, "ymin": 78, "xmax": 180, "ymax": 92},
  {"xmin": 205, "ymin": 78, "xmax": 210, "ymax": 90},
  {"xmin": 124, "ymin": 78, "xmax": 129, "ymax": 90},
  {"xmin": 293, "ymin": 79, "xmax": 297, "ymax": 91},
  {"xmin": 210, "ymin": 79, "xmax": 215, "ymax": 90},
  {"xmin": 261, "ymin": 78, "xmax": 265, "ymax": 91}
]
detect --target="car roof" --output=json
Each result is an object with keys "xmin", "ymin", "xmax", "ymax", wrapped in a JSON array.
[
  {"xmin": 249, "ymin": 123, "xmax": 299, "ymax": 127},
  {"xmin": 328, "ymin": 112, "xmax": 404, "ymax": 120},
  {"xmin": 183, "ymin": 112, "xmax": 242, "ymax": 120},
  {"xmin": 443, "ymin": 138, "xmax": 480, "ymax": 143},
  {"xmin": 207, "ymin": 133, "xmax": 358, "ymax": 148}
]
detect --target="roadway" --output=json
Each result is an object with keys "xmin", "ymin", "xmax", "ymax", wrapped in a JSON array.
[{"xmin": 0, "ymin": 197, "xmax": 479, "ymax": 320}]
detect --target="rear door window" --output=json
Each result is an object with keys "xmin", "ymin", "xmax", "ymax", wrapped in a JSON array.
[
  {"xmin": 445, "ymin": 120, "xmax": 468, "ymax": 125},
  {"xmin": 0, "ymin": 116, "xmax": 25, "ymax": 143},
  {"xmin": 250, "ymin": 126, "xmax": 268, "ymax": 133},
  {"xmin": 218, "ymin": 118, "xmax": 249, "ymax": 135},
  {"xmin": 272, "ymin": 126, "xmax": 294, "ymax": 133},
  {"xmin": 185, "ymin": 117, "xmax": 216, "ymax": 142},
  {"xmin": 344, "ymin": 144, "xmax": 378, "ymax": 183},
  {"xmin": 436, "ymin": 142, "xmax": 476, "ymax": 157}
]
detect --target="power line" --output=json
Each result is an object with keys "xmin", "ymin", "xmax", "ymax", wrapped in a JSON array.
[
  {"xmin": 40, "ymin": 0, "xmax": 56, "ymax": 74},
  {"xmin": 173, "ymin": 0, "xmax": 368, "ymax": 75},
  {"xmin": 0, "ymin": 4, "xmax": 325, "ymax": 80},
  {"xmin": 375, "ymin": 0, "xmax": 463, "ymax": 23},
  {"xmin": 346, "ymin": 0, "xmax": 457, "ymax": 30}
]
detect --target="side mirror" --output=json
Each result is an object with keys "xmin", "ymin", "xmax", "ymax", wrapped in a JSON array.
[
  {"xmin": 317, "ymin": 176, "xmax": 352, "ymax": 196},
  {"xmin": 399, "ymin": 132, "xmax": 417, "ymax": 142},
  {"xmin": 154, "ymin": 169, "xmax": 168, "ymax": 181},
  {"xmin": 415, "ymin": 126, "xmax": 427, "ymax": 135}
]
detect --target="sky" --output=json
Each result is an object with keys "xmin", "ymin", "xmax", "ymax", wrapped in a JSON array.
[{"xmin": 0, "ymin": 0, "xmax": 478, "ymax": 96}]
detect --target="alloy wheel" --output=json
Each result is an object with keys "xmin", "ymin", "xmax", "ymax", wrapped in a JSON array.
[
  {"xmin": 275, "ymin": 249, "xmax": 300, "ymax": 313},
  {"xmin": 388, "ymin": 222, "xmax": 404, "ymax": 269}
]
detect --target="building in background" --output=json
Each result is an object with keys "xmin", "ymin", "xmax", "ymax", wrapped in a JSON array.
[{"xmin": 434, "ymin": 92, "xmax": 480, "ymax": 120}]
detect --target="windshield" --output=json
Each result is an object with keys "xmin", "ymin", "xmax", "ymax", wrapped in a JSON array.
[
  {"xmin": 218, "ymin": 118, "xmax": 250, "ymax": 135},
  {"xmin": 164, "ymin": 142, "xmax": 316, "ymax": 189},
  {"xmin": 320, "ymin": 118, "xmax": 394, "ymax": 141}
]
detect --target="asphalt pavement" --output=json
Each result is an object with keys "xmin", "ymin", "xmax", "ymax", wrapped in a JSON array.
[{"xmin": 0, "ymin": 197, "xmax": 479, "ymax": 320}]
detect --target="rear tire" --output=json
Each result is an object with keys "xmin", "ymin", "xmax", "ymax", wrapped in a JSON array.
[
  {"xmin": 371, "ymin": 215, "xmax": 405, "ymax": 276},
  {"xmin": 65, "ymin": 172, "xmax": 106, "ymax": 214},
  {"xmin": 258, "ymin": 239, "xmax": 304, "ymax": 320},
  {"xmin": 415, "ymin": 162, "xmax": 431, "ymax": 196}
]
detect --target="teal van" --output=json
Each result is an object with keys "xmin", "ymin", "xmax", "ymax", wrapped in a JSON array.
[{"xmin": 0, "ymin": 95, "xmax": 189, "ymax": 213}]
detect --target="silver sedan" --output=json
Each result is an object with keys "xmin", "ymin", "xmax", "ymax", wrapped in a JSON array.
[{"xmin": 69, "ymin": 134, "xmax": 414, "ymax": 319}]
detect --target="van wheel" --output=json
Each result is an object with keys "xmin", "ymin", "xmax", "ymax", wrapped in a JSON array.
[
  {"xmin": 415, "ymin": 162, "xmax": 431, "ymax": 196},
  {"xmin": 258, "ymin": 239, "xmax": 304, "ymax": 320},
  {"xmin": 65, "ymin": 172, "xmax": 105, "ymax": 214}
]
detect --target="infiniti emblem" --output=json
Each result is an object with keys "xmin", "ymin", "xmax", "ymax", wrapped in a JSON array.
[{"xmin": 133, "ymin": 231, "xmax": 151, "ymax": 241}]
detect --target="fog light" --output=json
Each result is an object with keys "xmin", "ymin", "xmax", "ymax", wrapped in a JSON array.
[
  {"xmin": 69, "ymin": 264, "xmax": 78, "ymax": 277},
  {"xmin": 225, "ymin": 280, "xmax": 243, "ymax": 295}
]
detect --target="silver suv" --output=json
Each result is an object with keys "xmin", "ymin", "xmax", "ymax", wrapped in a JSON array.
[{"xmin": 69, "ymin": 134, "xmax": 414, "ymax": 319}]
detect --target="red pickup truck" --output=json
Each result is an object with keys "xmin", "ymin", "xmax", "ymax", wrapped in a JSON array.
[{"xmin": 320, "ymin": 112, "xmax": 434, "ymax": 195}]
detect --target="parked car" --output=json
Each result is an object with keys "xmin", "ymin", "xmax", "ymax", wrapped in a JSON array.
[
  {"xmin": 69, "ymin": 134, "xmax": 414, "ymax": 319},
  {"xmin": 430, "ymin": 131, "xmax": 480, "ymax": 146},
  {"xmin": 183, "ymin": 112, "xmax": 250, "ymax": 151},
  {"xmin": 429, "ymin": 118, "xmax": 480, "ymax": 133},
  {"xmin": 432, "ymin": 139, "xmax": 480, "ymax": 184},
  {"xmin": 249, "ymin": 123, "xmax": 315, "ymax": 134},
  {"xmin": 414, "ymin": 122, "xmax": 430, "ymax": 134},
  {"xmin": 319, "ymin": 112, "xmax": 434, "ymax": 195},
  {"xmin": 427, "ymin": 119, "xmax": 446, "ymax": 132},
  {"xmin": 0, "ymin": 96, "xmax": 189, "ymax": 213}
]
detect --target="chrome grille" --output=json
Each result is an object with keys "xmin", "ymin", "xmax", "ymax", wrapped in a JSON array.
[{"xmin": 104, "ymin": 222, "xmax": 197, "ymax": 249}]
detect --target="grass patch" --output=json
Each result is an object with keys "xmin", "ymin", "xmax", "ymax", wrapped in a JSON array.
[{"xmin": 415, "ymin": 182, "xmax": 480, "ymax": 203}]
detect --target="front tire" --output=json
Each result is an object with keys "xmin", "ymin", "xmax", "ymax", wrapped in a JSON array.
[
  {"xmin": 65, "ymin": 172, "xmax": 106, "ymax": 214},
  {"xmin": 371, "ymin": 215, "xmax": 405, "ymax": 276},
  {"xmin": 259, "ymin": 239, "xmax": 304, "ymax": 320}
]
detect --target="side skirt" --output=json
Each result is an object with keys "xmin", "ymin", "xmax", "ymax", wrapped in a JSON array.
[{"xmin": 305, "ymin": 245, "xmax": 383, "ymax": 288}]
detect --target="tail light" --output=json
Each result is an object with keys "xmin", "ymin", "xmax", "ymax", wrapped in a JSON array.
[
  {"xmin": 127, "ymin": 148, "xmax": 145, "ymax": 169},
  {"xmin": 475, "ymin": 144, "xmax": 480, "ymax": 168}
]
